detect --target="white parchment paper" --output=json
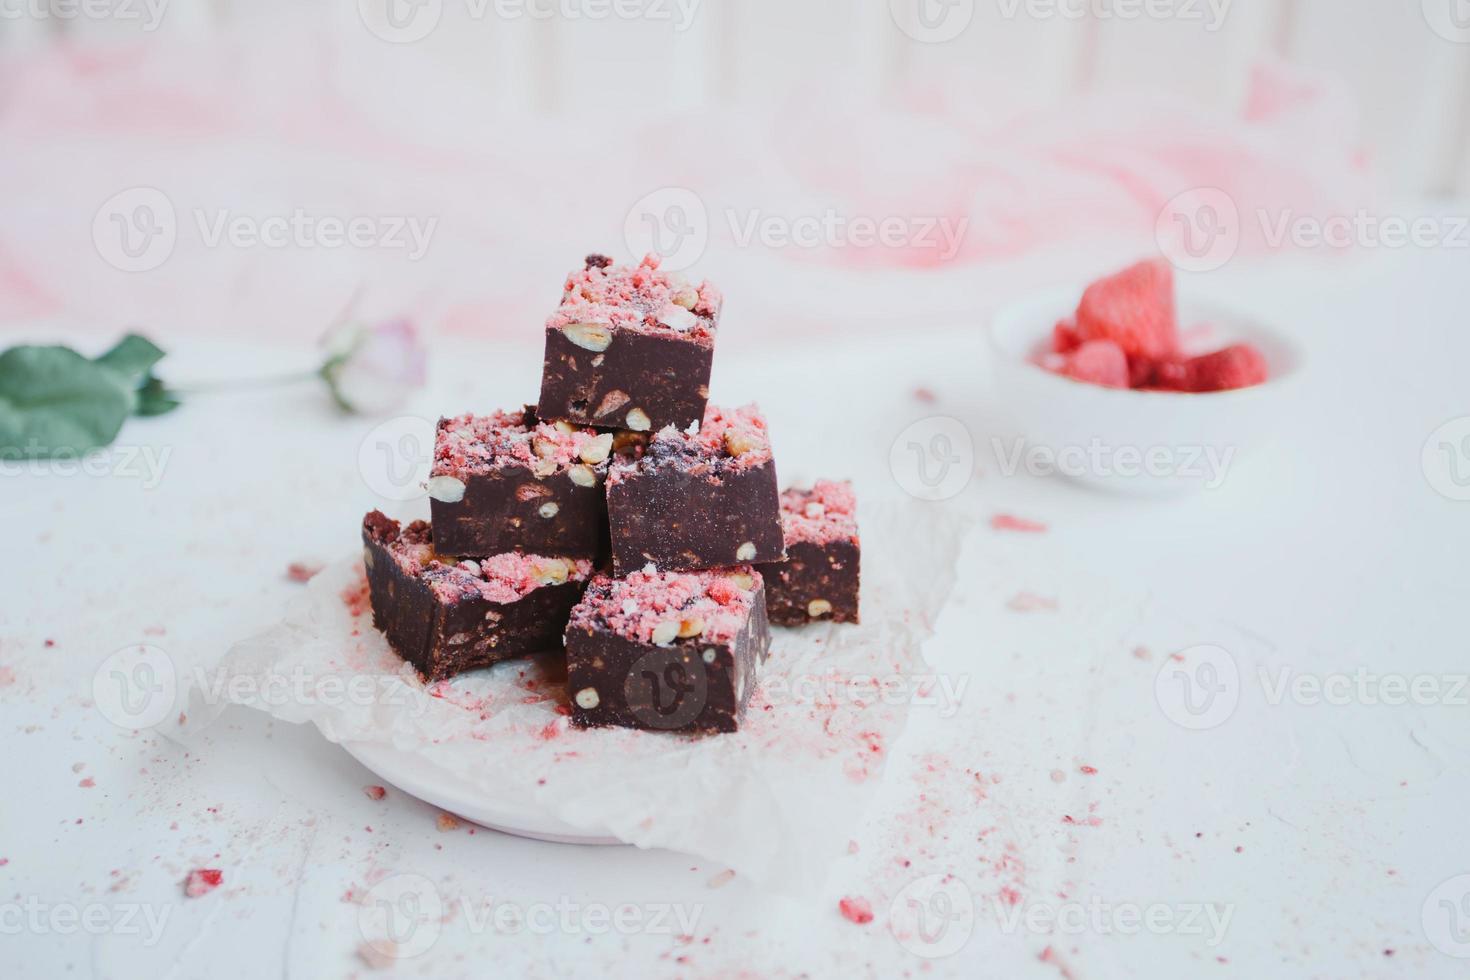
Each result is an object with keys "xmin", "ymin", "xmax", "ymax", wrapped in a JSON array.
[{"xmin": 211, "ymin": 501, "xmax": 970, "ymax": 894}]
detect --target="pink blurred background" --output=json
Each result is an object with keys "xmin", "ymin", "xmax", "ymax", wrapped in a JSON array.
[{"xmin": 1, "ymin": 0, "xmax": 1465, "ymax": 347}]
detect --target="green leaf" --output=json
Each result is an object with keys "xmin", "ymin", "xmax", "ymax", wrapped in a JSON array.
[
  {"xmin": 0, "ymin": 346, "xmax": 137, "ymax": 458},
  {"xmin": 135, "ymin": 376, "xmax": 182, "ymax": 417},
  {"xmin": 95, "ymin": 333, "xmax": 166, "ymax": 385}
]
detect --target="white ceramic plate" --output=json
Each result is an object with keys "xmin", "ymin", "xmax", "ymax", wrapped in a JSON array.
[
  {"xmin": 340, "ymin": 738, "xmax": 625, "ymax": 846},
  {"xmin": 987, "ymin": 283, "xmax": 1306, "ymax": 495}
]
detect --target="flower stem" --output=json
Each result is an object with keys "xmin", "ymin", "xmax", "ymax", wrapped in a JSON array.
[{"xmin": 171, "ymin": 369, "xmax": 323, "ymax": 396}]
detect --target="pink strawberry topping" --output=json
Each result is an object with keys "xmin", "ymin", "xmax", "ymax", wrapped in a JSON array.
[
  {"xmin": 433, "ymin": 407, "xmax": 610, "ymax": 479},
  {"xmin": 608, "ymin": 404, "xmax": 773, "ymax": 483},
  {"xmin": 780, "ymin": 480, "xmax": 859, "ymax": 546},
  {"xmin": 547, "ymin": 253, "xmax": 721, "ymax": 341},
  {"xmin": 364, "ymin": 513, "xmax": 591, "ymax": 605},
  {"xmin": 568, "ymin": 566, "xmax": 762, "ymax": 646}
]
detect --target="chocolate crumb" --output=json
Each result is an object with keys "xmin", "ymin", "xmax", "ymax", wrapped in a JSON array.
[{"xmin": 585, "ymin": 253, "xmax": 613, "ymax": 269}]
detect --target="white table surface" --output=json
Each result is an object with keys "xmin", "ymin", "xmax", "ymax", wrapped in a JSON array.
[{"xmin": 2, "ymin": 242, "xmax": 1468, "ymax": 980}]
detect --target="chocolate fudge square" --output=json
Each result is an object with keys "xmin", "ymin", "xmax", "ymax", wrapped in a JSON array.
[
  {"xmin": 605, "ymin": 405, "xmax": 785, "ymax": 576},
  {"xmin": 362, "ymin": 511, "xmax": 592, "ymax": 682},
  {"xmin": 537, "ymin": 253, "xmax": 721, "ymax": 434},
  {"xmin": 757, "ymin": 480, "xmax": 861, "ymax": 625},
  {"xmin": 427, "ymin": 407, "xmax": 612, "ymax": 560},
  {"xmin": 565, "ymin": 565, "xmax": 771, "ymax": 734}
]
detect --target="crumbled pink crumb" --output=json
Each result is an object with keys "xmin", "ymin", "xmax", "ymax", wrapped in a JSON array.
[
  {"xmin": 913, "ymin": 386, "xmax": 937, "ymax": 403},
  {"xmin": 838, "ymin": 896, "xmax": 874, "ymax": 925},
  {"xmin": 611, "ymin": 404, "xmax": 774, "ymax": 480},
  {"xmin": 1007, "ymin": 592, "xmax": 1057, "ymax": 612},
  {"xmin": 433, "ymin": 408, "xmax": 610, "ymax": 478},
  {"xmin": 1080, "ymin": 765, "xmax": 1098, "ymax": 775},
  {"xmin": 286, "ymin": 562, "xmax": 324, "ymax": 583},
  {"xmin": 78, "ymin": 778, "xmax": 95, "ymax": 788},
  {"xmin": 568, "ymin": 566, "xmax": 761, "ymax": 645},
  {"xmin": 358, "ymin": 941, "xmax": 400, "ymax": 970},
  {"xmin": 183, "ymin": 869, "xmax": 223, "ymax": 897},
  {"xmin": 363, "ymin": 785, "xmax": 387, "ymax": 801},
  {"xmin": 991, "ymin": 514, "xmax": 1048, "ymax": 533},
  {"xmin": 369, "ymin": 515, "xmax": 592, "ymax": 606},
  {"xmin": 547, "ymin": 253, "xmax": 720, "ymax": 341},
  {"xmin": 436, "ymin": 813, "xmax": 460, "ymax": 832},
  {"xmin": 780, "ymin": 480, "xmax": 859, "ymax": 546}
]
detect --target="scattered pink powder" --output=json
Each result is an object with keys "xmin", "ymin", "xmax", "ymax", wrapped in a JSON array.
[
  {"xmin": 547, "ymin": 252, "xmax": 721, "ymax": 341},
  {"xmin": 567, "ymin": 566, "xmax": 761, "ymax": 646},
  {"xmin": 1039, "ymin": 945, "xmax": 1078, "ymax": 980},
  {"xmin": 340, "ymin": 579, "xmax": 371, "ymax": 617},
  {"xmin": 838, "ymin": 896, "xmax": 874, "ymax": 925},
  {"xmin": 78, "ymin": 778, "xmax": 95, "ymax": 789},
  {"xmin": 991, "ymin": 514, "xmax": 1048, "ymax": 533},
  {"xmin": 363, "ymin": 785, "xmax": 386, "ymax": 801},
  {"xmin": 1006, "ymin": 592, "xmax": 1057, "ymax": 612},
  {"xmin": 183, "ymin": 869, "xmax": 223, "ymax": 897},
  {"xmin": 780, "ymin": 480, "xmax": 859, "ymax": 546},
  {"xmin": 433, "ymin": 408, "xmax": 612, "ymax": 478}
]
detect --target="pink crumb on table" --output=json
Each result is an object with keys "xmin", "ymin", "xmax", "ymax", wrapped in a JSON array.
[
  {"xmin": 183, "ymin": 869, "xmax": 223, "ymax": 897},
  {"xmin": 1006, "ymin": 592, "xmax": 1057, "ymax": 612},
  {"xmin": 547, "ymin": 253, "xmax": 721, "ymax": 341},
  {"xmin": 286, "ymin": 562, "xmax": 324, "ymax": 583},
  {"xmin": 991, "ymin": 514, "xmax": 1048, "ymax": 533},
  {"xmin": 568, "ymin": 566, "xmax": 761, "ymax": 646},
  {"xmin": 78, "ymin": 778, "xmax": 95, "ymax": 788},
  {"xmin": 363, "ymin": 785, "xmax": 386, "ymax": 801},
  {"xmin": 779, "ymin": 480, "xmax": 859, "ymax": 547},
  {"xmin": 838, "ymin": 896, "xmax": 874, "ymax": 925},
  {"xmin": 0, "ymin": 666, "xmax": 14, "ymax": 687},
  {"xmin": 436, "ymin": 813, "xmax": 460, "ymax": 832},
  {"xmin": 340, "ymin": 578, "xmax": 371, "ymax": 617}
]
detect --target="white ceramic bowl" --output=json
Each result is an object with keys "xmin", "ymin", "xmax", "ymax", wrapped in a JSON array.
[{"xmin": 987, "ymin": 284, "xmax": 1306, "ymax": 495}]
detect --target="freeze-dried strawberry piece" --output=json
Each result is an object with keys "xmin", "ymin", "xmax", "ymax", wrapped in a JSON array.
[
  {"xmin": 1075, "ymin": 259, "xmax": 1178, "ymax": 361},
  {"xmin": 1182, "ymin": 344, "xmax": 1269, "ymax": 392},
  {"xmin": 1150, "ymin": 357, "xmax": 1192, "ymax": 391},
  {"xmin": 1052, "ymin": 319, "xmax": 1082, "ymax": 353},
  {"xmin": 1061, "ymin": 340, "xmax": 1129, "ymax": 389},
  {"xmin": 838, "ymin": 896, "xmax": 874, "ymax": 925},
  {"xmin": 184, "ymin": 869, "xmax": 223, "ymax": 897}
]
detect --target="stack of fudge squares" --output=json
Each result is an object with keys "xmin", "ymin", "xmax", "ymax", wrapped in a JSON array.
[{"xmin": 361, "ymin": 254, "xmax": 861, "ymax": 734}]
